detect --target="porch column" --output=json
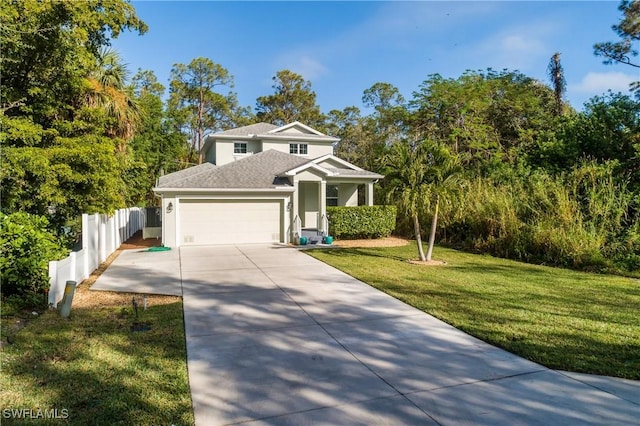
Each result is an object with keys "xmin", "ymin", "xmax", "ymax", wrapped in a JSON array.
[
  {"xmin": 292, "ymin": 178, "xmax": 300, "ymax": 238},
  {"xmin": 365, "ymin": 182, "xmax": 374, "ymax": 206},
  {"xmin": 319, "ymin": 180, "xmax": 326, "ymax": 232}
]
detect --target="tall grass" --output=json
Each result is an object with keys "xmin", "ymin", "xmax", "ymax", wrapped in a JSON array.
[{"xmin": 438, "ymin": 161, "xmax": 638, "ymax": 274}]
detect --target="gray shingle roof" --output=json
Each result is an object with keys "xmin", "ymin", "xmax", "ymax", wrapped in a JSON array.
[
  {"xmin": 215, "ymin": 122, "xmax": 278, "ymax": 136},
  {"xmin": 323, "ymin": 167, "xmax": 384, "ymax": 179},
  {"xmin": 156, "ymin": 150, "xmax": 311, "ymax": 189},
  {"xmin": 155, "ymin": 150, "xmax": 384, "ymax": 192},
  {"xmin": 212, "ymin": 122, "xmax": 337, "ymax": 141},
  {"xmin": 157, "ymin": 163, "xmax": 216, "ymax": 186}
]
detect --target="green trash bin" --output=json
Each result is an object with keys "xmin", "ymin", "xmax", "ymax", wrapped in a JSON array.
[
  {"xmin": 323, "ymin": 236, "xmax": 333, "ymax": 244},
  {"xmin": 299, "ymin": 236, "xmax": 308, "ymax": 245}
]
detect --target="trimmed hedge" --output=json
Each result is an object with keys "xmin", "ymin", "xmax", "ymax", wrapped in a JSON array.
[{"xmin": 327, "ymin": 205, "xmax": 397, "ymax": 239}]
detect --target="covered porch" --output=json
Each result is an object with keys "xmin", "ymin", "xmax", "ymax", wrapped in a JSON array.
[{"xmin": 291, "ymin": 178, "xmax": 377, "ymax": 242}]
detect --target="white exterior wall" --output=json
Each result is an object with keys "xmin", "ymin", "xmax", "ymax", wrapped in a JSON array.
[
  {"xmin": 303, "ymin": 142, "xmax": 333, "ymax": 157},
  {"xmin": 215, "ymin": 142, "xmax": 235, "ymax": 165},
  {"xmin": 262, "ymin": 140, "xmax": 333, "ymax": 157},
  {"xmin": 204, "ymin": 142, "xmax": 216, "ymax": 164},
  {"xmin": 162, "ymin": 196, "xmax": 177, "ymax": 247},
  {"xmin": 317, "ymin": 157, "xmax": 350, "ymax": 169},
  {"xmin": 213, "ymin": 140, "xmax": 263, "ymax": 165},
  {"xmin": 295, "ymin": 170, "xmax": 323, "ymax": 182},
  {"xmin": 211, "ymin": 138, "xmax": 333, "ymax": 165},
  {"xmin": 338, "ymin": 183, "xmax": 359, "ymax": 206}
]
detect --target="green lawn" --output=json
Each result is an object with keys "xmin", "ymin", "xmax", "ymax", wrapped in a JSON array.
[
  {"xmin": 0, "ymin": 301, "xmax": 194, "ymax": 425},
  {"xmin": 308, "ymin": 243, "xmax": 640, "ymax": 380}
]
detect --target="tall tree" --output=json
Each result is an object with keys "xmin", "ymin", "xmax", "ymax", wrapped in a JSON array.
[
  {"xmin": 594, "ymin": 0, "xmax": 640, "ymax": 68},
  {"xmin": 0, "ymin": 0, "xmax": 147, "ymax": 237},
  {"xmin": 326, "ymin": 106, "xmax": 365, "ymax": 165},
  {"xmin": 82, "ymin": 48, "xmax": 141, "ymax": 146},
  {"xmin": 362, "ymin": 82, "xmax": 409, "ymax": 146},
  {"xmin": 409, "ymin": 70, "xmax": 557, "ymax": 173},
  {"xmin": 594, "ymin": 0, "xmax": 640, "ymax": 96},
  {"xmin": 168, "ymin": 58, "xmax": 240, "ymax": 163},
  {"xmin": 547, "ymin": 52, "xmax": 566, "ymax": 116},
  {"xmin": 0, "ymin": 0, "xmax": 147, "ymax": 120},
  {"xmin": 255, "ymin": 70, "xmax": 325, "ymax": 128},
  {"xmin": 126, "ymin": 69, "xmax": 190, "ymax": 205}
]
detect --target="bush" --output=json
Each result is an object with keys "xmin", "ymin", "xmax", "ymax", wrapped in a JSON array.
[
  {"xmin": 327, "ymin": 205, "xmax": 397, "ymax": 239},
  {"xmin": 0, "ymin": 212, "xmax": 66, "ymax": 300}
]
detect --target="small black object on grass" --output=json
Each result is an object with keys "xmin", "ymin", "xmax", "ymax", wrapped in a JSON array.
[{"xmin": 130, "ymin": 296, "xmax": 152, "ymax": 332}]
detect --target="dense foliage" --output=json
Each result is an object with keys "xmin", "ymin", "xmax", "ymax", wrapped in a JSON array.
[
  {"xmin": 594, "ymin": 0, "xmax": 639, "ymax": 97},
  {"xmin": 377, "ymin": 70, "xmax": 640, "ymax": 274},
  {"xmin": 327, "ymin": 206, "xmax": 397, "ymax": 239},
  {"xmin": 0, "ymin": 213, "xmax": 66, "ymax": 305}
]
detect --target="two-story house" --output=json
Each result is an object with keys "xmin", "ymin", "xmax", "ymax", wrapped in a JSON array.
[{"xmin": 153, "ymin": 121, "xmax": 383, "ymax": 246}]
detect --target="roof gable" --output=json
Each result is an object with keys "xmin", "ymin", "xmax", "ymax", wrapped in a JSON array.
[
  {"xmin": 267, "ymin": 121, "xmax": 326, "ymax": 136},
  {"xmin": 215, "ymin": 122, "xmax": 278, "ymax": 136},
  {"xmin": 312, "ymin": 154, "xmax": 364, "ymax": 171}
]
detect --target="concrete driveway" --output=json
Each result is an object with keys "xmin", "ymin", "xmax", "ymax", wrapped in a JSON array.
[{"xmin": 94, "ymin": 244, "xmax": 640, "ymax": 425}]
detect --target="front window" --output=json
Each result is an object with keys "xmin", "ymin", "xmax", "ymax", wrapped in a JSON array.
[
  {"xmin": 290, "ymin": 143, "xmax": 308, "ymax": 155},
  {"xmin": 326, "ymin": 185, "xmax": 339, "ymax": 206},
  {"xmin": 234, "ymin": 142, "xmax": 247, "ymax": 154}
]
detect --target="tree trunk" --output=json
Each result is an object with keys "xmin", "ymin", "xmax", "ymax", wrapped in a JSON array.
[
  {"xmin": 426, "ymin": 196, "xmax": 439, "ymax": 261},
  {"xmin": 413, "ymin": 214, "xmax": 426, "ymax": 262},
  {"xmin": 197, "ymin": 86, "xmax": 204, "ymax": 164}
]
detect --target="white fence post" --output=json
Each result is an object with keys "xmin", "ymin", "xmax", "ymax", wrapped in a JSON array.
[
  {"xmin": 99, "ymin": 214, "xmax": 107, "ymax": 264},
  {"xmin": 69, "ymin": 252, "xmax": 76, "ymax": 283},
  {"xmin": 82, "ymin": 214, "xmax": 89, "ymax": 278},
  {"xmin": 48, "ymin": 261, "xmax": 57, "ymax": 306},
  {"xmin": 93, "ymin": 213, "xmax": 100, "ymax": 270},
  {"xmin": 110, "ymin": 212, "xmax": 117, "ymax": 254}
]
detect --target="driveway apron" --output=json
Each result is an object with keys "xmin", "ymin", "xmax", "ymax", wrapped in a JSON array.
[{"xmin": 179, "ymin": 245, "xmax": 640, "ymax": 426}]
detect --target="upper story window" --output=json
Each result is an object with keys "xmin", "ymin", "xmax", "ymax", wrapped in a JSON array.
[
  {"xmin": 289, "ymin": 143, "xmax": 308, "ymax": 155},
  {"xmin": 234, "ymin": 142, "xmax": 247, "ymax": 154}
]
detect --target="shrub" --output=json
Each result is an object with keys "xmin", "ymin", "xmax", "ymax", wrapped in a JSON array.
[
  {"xmin": 327, "ymin": 205, "xmax": 397, "ymax": 239},
  {"xmin": 0, "ymin": 212, "xmax": 66, "ymax": 301}
]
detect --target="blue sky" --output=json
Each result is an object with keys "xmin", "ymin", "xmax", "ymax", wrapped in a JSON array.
[{"xmin": 113, "ymin": 1, "xmax": 640, "ymax": 114}]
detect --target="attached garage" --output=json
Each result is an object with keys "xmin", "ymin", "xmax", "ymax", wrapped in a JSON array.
[{"xmin": 178, "ymin": 199, "xmax": 285, "ymax": 246}]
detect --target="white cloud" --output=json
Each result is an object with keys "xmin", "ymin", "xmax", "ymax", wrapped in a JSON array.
[
  {"xmin": 274, "ymin": 54, "xmax": 328, "ymax": 81},
  {"xmin": 571, "ymin": 71, "xmax": 638, "ymax": 93},
  {"xmin": 469, "ymin": 23, "xmax": 554, "ymax": 72},
  {"xmin": 292, "ymin": 56, "xmax": 329, "ymax": 80}
]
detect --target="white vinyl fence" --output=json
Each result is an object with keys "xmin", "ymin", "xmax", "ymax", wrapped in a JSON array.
[{"xmin": 48, "ymin": 207, "xmax": 145, "ymax": 307}]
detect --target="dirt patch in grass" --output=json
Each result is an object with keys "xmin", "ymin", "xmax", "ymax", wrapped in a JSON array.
[
  {"xmin": 333, "ymin": 236, "xmax": 409, "ymax": 248},
  {"xmin": 409, "ymin": 259, "xmax": 447, "ymax": 266}
]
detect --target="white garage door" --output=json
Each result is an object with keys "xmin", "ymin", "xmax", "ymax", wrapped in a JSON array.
[{"xmin": 179, "ymin": 199, "xmax": 281, "ymax": 245}]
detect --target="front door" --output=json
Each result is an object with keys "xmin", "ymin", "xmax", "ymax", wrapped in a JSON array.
[{"xmin": 298, "ymin": 182, "xmax": 319, "ymax": 228}]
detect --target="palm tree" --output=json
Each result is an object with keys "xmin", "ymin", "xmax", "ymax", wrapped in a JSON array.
[
  {"xmin": 547, "ymin": 52, "xmax": 566, "ymax": 116},
  {"xmin": 83, "ymin": 48, "xmax": 141, "ymax": 145},
  {"xmin": 383, "ymin": 139, "xmax": 461, "ymax": 261}
]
